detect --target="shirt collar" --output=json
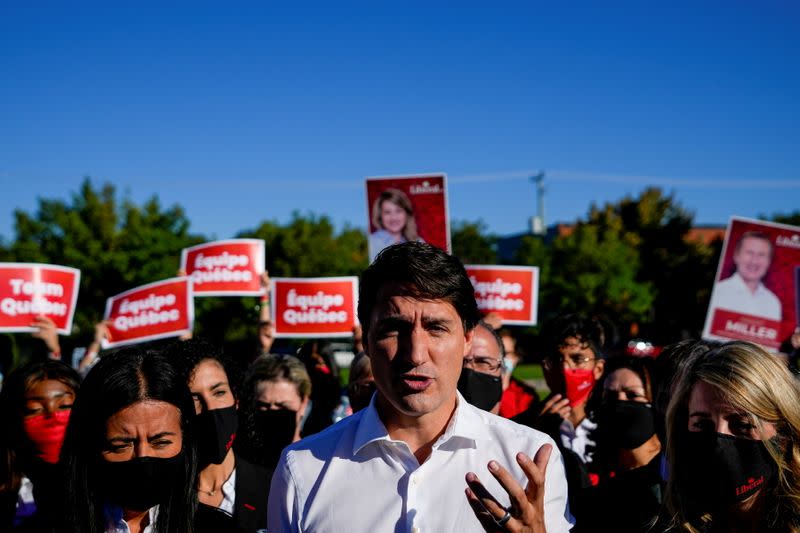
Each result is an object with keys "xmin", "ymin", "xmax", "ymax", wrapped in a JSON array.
[
  {"xmin": 104, "ymin": 504, "xmax": 159, "ymax": 533},
  {"xmin": 352, "ymin": 391, "xmax": 490, "ymax": 456},
  {"xmin": 732, "ymin": 272, "xmax": 765, "ymax": 293}
]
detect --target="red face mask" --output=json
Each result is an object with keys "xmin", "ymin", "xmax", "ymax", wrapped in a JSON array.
[
  {"xmin": 563, "ymin": 368, "xmax": 596, "ymax": 407},
  {"xmin": 22, "ymin": 410, "xmax": 71, "ymax": 464}
]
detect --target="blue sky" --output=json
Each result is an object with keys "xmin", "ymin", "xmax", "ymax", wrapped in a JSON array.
[{"xmin": 1, "ymin": 1, "xmax": 798, "ymax": 242}]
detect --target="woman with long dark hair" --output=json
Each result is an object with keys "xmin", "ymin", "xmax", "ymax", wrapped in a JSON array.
[
  {"xmin": 0, "ymin": 360, "xmax": 79, "ymax": 531},
  {"xmin": 170, "ymin": 338, "xmax": 272, "ymax": 533},
  {"xmin": 59, "ymin": 346, "xmax": 232, "ymax": 533}
]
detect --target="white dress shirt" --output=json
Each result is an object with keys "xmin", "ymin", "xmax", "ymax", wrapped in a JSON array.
[
  {"xmin": 709, "ymin": 272, "xmax": 782, "ymax": 321},
  {"xmin": 105, "ymin": 505, "xmax": 159, "ymax": 533},
  {"xmin": 268, "ymin": 392, "xmax": 573, "ymax": 533},
  {"xmin": 219, "ymin": 467, "xmax": 237, "ymax": 516},
  {"xmin": 559, "ymin": 417, "xmax": 597, "ymax": 464}
]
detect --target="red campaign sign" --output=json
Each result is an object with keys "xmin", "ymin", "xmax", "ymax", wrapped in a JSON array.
[
  {"xmin": 708, "ymin": 309, "xmax": 782, "ymax": 350},
  {"xmin": 465, "ymin": 265, "xmax": 539, "ymax": 326},
  {"xmin": 703, "ymin": 217, "xmax": 800, "ymax": 351},
  {"xmin": 103, "ymin": 277, "xmax": 193, "ymax": 349},
  {"xmin": 181, "ymin": 239, "xmax": 265, "ymax": 296},
  {"xmin": 365, "ymin": 174, "xmax": 450, "ymax": 262},
  {"xmin": 0, "ymin": 263, "xmax": 81, "ymax": 334},
  {"xmin": 271, "ymin": 277, "xmax": 359, "ymax": 338}
]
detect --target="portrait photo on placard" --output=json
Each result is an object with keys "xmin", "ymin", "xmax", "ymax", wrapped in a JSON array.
[{"xmin": 365, "ymin": 174, "xmax": 450, "ymax": 262}]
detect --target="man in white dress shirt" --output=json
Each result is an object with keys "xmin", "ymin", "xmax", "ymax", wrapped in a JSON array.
[
  {"xmin": 710, "ymin": 231, "xmax": 782, "ymax": 321},
  {"xmin": 267, "ymin": 242, "xmax": 572, "ymax": 533}
]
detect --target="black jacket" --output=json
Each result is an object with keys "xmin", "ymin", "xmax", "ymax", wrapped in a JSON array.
[{"xmin": 232, "ymin": 454, "xmax": 274, "ymax": 533}]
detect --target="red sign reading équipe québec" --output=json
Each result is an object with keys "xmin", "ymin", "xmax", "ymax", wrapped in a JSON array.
[
  {"xmin": 465, "ymin": 265, "xmax": 539, "ymax": 326},
  {"xmin": 0, "ymin": 263, "xmax": 81, "ymax": 334},
  {"xmin": 271, "ymin": 277, "xmax": 359, "ymax": 338},
  {"xmin": 181, "ymin": 239, "xmax": 265, "ymax": 296},
  {"xmin": 103, "ymin": 277, "xmax": 193, "ymax": 348}
]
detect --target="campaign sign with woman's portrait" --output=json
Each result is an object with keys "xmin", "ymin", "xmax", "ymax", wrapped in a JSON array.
[
  {"xmin": 365, "ymin": 174, "xmax": 450, "ymax": 262},
  {"xmin": 703, "ymin": 216, "xmax": 800, "ymax": 350}
]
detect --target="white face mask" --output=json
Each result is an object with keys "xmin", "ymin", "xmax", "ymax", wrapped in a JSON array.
[{"xmin": 502, "ymin": 358, "xmax": 515, "ymax": 374}]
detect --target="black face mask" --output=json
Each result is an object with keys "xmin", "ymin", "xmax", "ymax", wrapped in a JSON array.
[
  {"xmin": 195, "ymin": 405, "xmax": 238, "ymax": 466},
  {"xmin": 598, "ymin": 400, "xmax": 656, "ymax": 450},
  {"xmin": 255, "ymin": 409, "xmax": 297, "ymax": 468},
  {"xmin": 682, "ymin": 432, "xmax": 777, "ymax": 509},
  {"xmin": 98, "ymin": 452, "xmax": 185, "ymax": 511},
  {"xmin": 458, "ymin": 367, "xmax": 503, "ymax": 412}
]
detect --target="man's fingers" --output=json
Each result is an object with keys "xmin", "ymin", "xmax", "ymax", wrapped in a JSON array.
[
  {"xmin": 519, "ymin": 444, "xmax": 552, "ymax": 501},
  {"xmin": 541, "ymin": 394, "xmax": 563, "ymax": 413},
  {"xmin": 465, "ymin": 472, "xmax": 508, "ymax": 526},
  {"xmin": 465, "ymin": 487, "xmax": 504, "ymax": 531},
  {"xmin": 486, "ymin": 460, "xmax": 528, "ymax": 519}
]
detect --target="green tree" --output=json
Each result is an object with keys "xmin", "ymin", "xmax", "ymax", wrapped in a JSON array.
[
  {"xmin": 451, "ymin": 220, "xmax": 497, "ymax": 265},
  {"xmin": 241, "ymin": 212, "xmax": 367, "ymax": 277},
  {"xmin": 544, "ymin": 223, "xmax": 654, "ymax": 325},
  {"xmin": 767, "ymin": 211, "xmax": 800, "ymax": 227},
  {"xmin": 192, "ymin": 212, "xmax": 369, "ymax": 347},
  {"xmin": 4, "ymin": 178, "xmax": 204, "ymax": 341},
  {"xmin": 586, "ymin": 187, "xmax": 718, "ymax": 341}
]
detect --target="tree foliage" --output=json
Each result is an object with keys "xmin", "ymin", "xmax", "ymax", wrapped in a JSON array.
[
  {"xmin": 451, "ymin": 220, "xmax": 497, "ymax": 265},
  {"xmin": 0, "ymin": 180, "xmax": 731, "ymax": 360},
  {"xmin": 3, "ymin": 179, "xmax": 203, "ymax": 339},
  {"xmin": 513, "ymin": 187, "xmax": 720, "ymax": 342}
]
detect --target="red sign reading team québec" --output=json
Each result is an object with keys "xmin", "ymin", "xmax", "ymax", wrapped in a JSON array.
[
  {"xmin": 0, "ymin": 263, "xmax": 81, "ymax": 334},
  {"xmin": 271, "ymin": 277, "xmax": 359, "ymax": 338},
  {"xmin": 465, "ymin": 265, "xmax": 539, "ymax": 326},
  {"xmin": 181, "ymin": 239, "xmax": 265, "ymax": 296},
  {"xmin": 103, "ymin": 277, "xmax": 193, "ymax": 349}
]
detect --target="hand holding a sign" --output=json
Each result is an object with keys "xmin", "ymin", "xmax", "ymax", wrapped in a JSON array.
[
  {"xmin": 31, "ymin": 316, "xmax": 61, "ymax": 358},
  {"xmin": 81, "ymin": 321, "xmax": 110, "ymax": 370}
]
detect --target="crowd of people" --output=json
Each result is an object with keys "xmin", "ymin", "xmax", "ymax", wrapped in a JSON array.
[{"xmin": 1, "ymin": 241, "xmax": 800, "ymax": 532}]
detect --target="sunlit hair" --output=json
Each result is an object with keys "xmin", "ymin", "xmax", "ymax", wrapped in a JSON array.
[
  {"xmin": 358, "ymin": 241, "xmax": 480, "ymax": 338},
  {"xmin": 371, "ymin": 188, "xmax": 418, "ymax": 242},
  {"xmin": 662, "ymin": 341, "xmax": 800, "ymax": 532},
  {"xmin": 236, "ymin": 355, "xmax": 312, "ymax": 466}
]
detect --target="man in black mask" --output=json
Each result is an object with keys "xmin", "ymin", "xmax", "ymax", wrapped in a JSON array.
[{"xmin": 458, "ymin": 321, "xmax": 504, "ymax": 413}]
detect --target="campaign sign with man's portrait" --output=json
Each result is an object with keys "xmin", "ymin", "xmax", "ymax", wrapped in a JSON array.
[
  {"xmin": 703, "ymin": 217, "xmax": 800, "ymax": 350},
  {"xmin": 365, "ymin": 174, "xmax": 450, "ymax": 262}
]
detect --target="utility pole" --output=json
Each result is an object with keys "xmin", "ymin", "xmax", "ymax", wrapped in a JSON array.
[{"xmin": 529, "ymin": 171, "xmax": 546, "ymax": 235}]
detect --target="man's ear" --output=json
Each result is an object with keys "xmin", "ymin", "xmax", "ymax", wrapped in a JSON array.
[
  {"xmin": 593, "ymin": 358, "xmax": 605, "ymax": 381},
  {"xmin": 463, "ymin": 326, "xmax": 475, "ymax": 356}
]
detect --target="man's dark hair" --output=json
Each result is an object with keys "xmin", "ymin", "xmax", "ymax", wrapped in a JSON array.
[
  {"xmin": 358, "ymin": 242, "xmax": 480, "ymax": 336},
  {"xmin": 475, "ymin": 321, "xmax": 505, "ymax": 359},
  {"xmin": 542, "ymin": 313, "xmax": 606, "ymax": 360}
]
